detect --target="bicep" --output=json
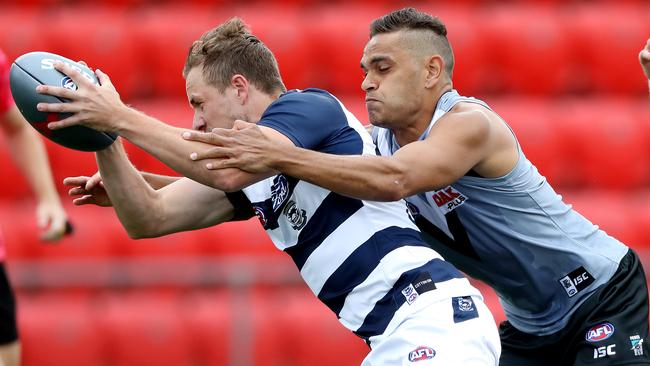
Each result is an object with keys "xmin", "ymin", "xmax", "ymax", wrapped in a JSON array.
[
  {"xmin": 393, "ymin": 116, "xmax": 489, "ymax": 193},
  {"xmin": 156, "ymin": 177, "xmax": 234, "ymax": 233}
]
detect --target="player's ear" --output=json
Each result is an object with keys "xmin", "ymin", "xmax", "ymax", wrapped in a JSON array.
[
  {"xmin": 424, "ymin": 55, "xmax": 444, "ymax": 88},
  {"xmin": 231, "ymin": 74, "xmax": 248, "ymax": 103}
]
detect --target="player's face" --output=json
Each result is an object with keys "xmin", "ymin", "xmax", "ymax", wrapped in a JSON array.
[
  {"xmin": 360, "ymin": 32, "xmax": 429, "ymax": 129},
  {"xmin": 185, "ymin": 67, "xmax": 244, "ymax": 132}
]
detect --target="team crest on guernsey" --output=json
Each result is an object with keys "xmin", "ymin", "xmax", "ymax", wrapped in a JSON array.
[
  {"xmin": 271, "ymin": 175, "xmax": 290, "ymax": 211},
  {"xmin": 283, "ymin": 200, "xmax": 307, "ymax": 230},
  {"xmin": 430, "ymin": 186, "xmax": 468, "ymax": 215}
]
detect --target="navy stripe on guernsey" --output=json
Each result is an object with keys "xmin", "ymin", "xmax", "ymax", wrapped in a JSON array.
[
  {"xmin": 285, "ymin": 192, "xmax": 364, "ymax": 269},
  {"xmin": 257, "ymin": 88, "xmax": 363, "ymax": 154},
  {"xmin": 317, "ymin": 226, "xmax": 427, "ymax": 315},
  {"xmin": 354, "ymin": 258, "xmax": 464, "ymax": 340}
]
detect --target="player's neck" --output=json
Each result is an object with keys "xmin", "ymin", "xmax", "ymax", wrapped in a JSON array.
[
  {"xmin": 248, "ymin": 89, "xmax": 282, "ymax": 123},
  {"xmin": 392, "ymin": 86, "xmax": 451, "ymax": 146}
]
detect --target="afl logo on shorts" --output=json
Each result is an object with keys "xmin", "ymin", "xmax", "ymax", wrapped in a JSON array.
[
  {"xmin": 61, "ymin": 76, "xmax": 77, "ymax": 91},
  {"xmin": 408, "ymin": 346, "xmax": 435, "ymax": 362},
  {"xmin": 586, "ymin": 322, "xmax": 615, "ymax": 342}
]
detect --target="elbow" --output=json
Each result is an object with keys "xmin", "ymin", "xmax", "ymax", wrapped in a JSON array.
[
  {"xmin": 124, "ymin": 222, "xmax": 162, "ymax": 239},
  {"xmin": 374, "ymin": 181, "xmax": 410, "ymax": 202},
  {"xmin": 373, "ymin": 166, "xmax": 412, "ymax": 202},
  {"xmin": 209, "ymin": 170, "xmax": 248, "ymax": 192}
]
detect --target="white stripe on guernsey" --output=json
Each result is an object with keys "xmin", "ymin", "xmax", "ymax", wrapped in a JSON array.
[
  {"xmin": 338, "ymin": 246, "xmax": 442, "ymax": 331},
  {"xmin": 266, "ymin": 180, "xmax": 331, "ymax": 250},
  {"xmin": 300, "ymin": 203, "xmax": 418, "ymax": 295}
]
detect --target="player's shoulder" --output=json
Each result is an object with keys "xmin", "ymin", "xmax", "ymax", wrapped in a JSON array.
[
  {"xmin": 440, "ymin": 103, "xmax": 491, "ymax": 131},
  {"xmin": 266, "ymin": 88, "xmax": 347, "ymax": 123},
  {"xmin": 275, "ymin": 88, "xmax": 340, "ymax": 109},
  {"xmin": 428, "ymin": 103, "xmax": 497, "ymax": 148}
]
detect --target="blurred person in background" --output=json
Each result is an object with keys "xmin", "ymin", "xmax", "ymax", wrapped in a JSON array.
[
  {"xmin": 43, "ymin": 18, "xmax": 501, "ymax": 365},
  {"xmin": 182, "ymin": 8, "xmax": 650, "ymax": 366},
  {"xmin": 0, "ymin": 48, "xmax": 70, "ymax": 366},
  {"xmin": 641, "ymin": 38, "xmax": 650, "ymax": 94}
]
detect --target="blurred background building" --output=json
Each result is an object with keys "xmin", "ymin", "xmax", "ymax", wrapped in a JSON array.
[{"xmin": 0, "ymin": 0, "xmax": 649, "ymax": 365}]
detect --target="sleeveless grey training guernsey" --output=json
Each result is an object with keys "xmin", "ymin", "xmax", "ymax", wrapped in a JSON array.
[{"xmin": 372, "ymin": 90, "xmax": 628, "ymax": 335}]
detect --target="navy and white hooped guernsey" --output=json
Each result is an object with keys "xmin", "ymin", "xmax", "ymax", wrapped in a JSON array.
[{"xmin": 241, "ymin": 89, "xmax": 479, "ymax": 341}]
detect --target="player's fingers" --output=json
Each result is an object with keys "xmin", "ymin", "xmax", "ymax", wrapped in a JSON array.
[
  {"xmin": 205, "ymin": 158, "xmax": 238, "ymax": 170},
  {"xmin": 211, "ymin": 127, "xmax": 237, "ymax": 137},
  {"xmin": 53, "ymin": 61, "xmax": 93, "ymax": 88},
  {"xmin": 77, "ymin": 60, "xmax": 88, "ymax": 67},
  {"xmin": 232, "ymin": 119, "xmax": 255, "ymax": 130},
  {"xmin": 73, "ymin": 195, "xmax": 95, "ymax": 206},
  {"xmin": 86, "ymin": 173, "xmax": 103, "ymax": 190},
  {"xmin": 68, "ymin": 186, "xmax": 88, "ymax": 196},
  {"xmin": 36, "ymin": 84, "xmax": 77, "ymax": 100},
  {"xmin": 95, "ymin": 69, "xmax": 115, "ymax": 90},
  {"xmin": 182, "ymin": 130, "xmax": 228, "ymax": 145},
  {"xmin": 47, "ymin": 114, "xmax": 82, "ymax": 130},
  {"xmin": 63, "ymin": 176, "xmax": 89, "ymax": 186},
  {"xmin": 37, "ymin": 100, "xmax": 81, "ymax": 115},
  {"xmin": 191, "ymin": 146, "xmax": 233, "ymax": 161}
]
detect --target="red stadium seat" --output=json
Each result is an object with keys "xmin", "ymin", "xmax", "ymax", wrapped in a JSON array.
[
  {"xmin": 562, "ymin": 4, "xmax": 650, "ymax": 95},
  {"xmin": 182, "ymin": 291, "xmax": 232, "ymax": 366},
  {"xmin": 19, "ymin": 293, "xmax": 105, "ymax": 366},
  {"xmin": 133, "ymin": 6, "xmax": 231, "ymax": 98},
  {"xmin": 98, "ymin": 291, "xmax": 193, "ymax": 366},
  {"xmin": 0, "ymin": 10, "xmax": 48, "ymax": 61},
  {"xmin": 38, "ymin": 8, "xmax": 144, "ymax": 100},
  {"xmin": 556, "ymin": 99, "xmax": 649, "ymax": 190},
  {"xmin": 307, "ymin": 4, "xmax": 392, "ymax": 98},
  {"xmin": 272, "ymin": 287, "xmax": 369, "ymax": 366},
  {"xmin": 475, "ymin": 5, "xmax": 573, "ymax": 95}
]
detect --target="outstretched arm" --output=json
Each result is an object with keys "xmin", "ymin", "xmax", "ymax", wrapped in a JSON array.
[
  {"xmin": 185, "ymin": 111, "xmax": 497, "ymax": 201},
  {"xmin": 36, "ymin": 62, "xmax": 266, "ymax": 192},
  {"xmin": 91, "ymin": 138, "xmax": 237, "ymax": 238},
  {"xmin": 0, "ymin": 105, "xmax": 69, "ymax": 240}
]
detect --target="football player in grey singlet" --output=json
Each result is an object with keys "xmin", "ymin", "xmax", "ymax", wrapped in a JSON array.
[{"xmin": 185, "ymin": 8, "xmax": 650, "ymax": 366}]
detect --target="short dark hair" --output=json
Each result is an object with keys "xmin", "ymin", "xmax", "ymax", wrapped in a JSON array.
[
  {"xmin": 183, "ymin": 17, "xmax": 286, "ymax": 94},
  {"xmin": 370, "ymin": 8, "xmax": 454, "ymax": 77}
]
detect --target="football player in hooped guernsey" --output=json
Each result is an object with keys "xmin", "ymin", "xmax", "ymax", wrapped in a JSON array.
[
  {"xmin": 182, "ymin": 9, "xmax": 650, "ymax": 366},
  {"xmin": 42, "ymin": 19, "xmax": 500, "ymax": 365}
]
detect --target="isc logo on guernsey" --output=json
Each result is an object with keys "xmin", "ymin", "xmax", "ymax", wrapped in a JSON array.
[
  {"xmin": 408, "ymin": 346, "xmax": 436, "ymax": 362},
  {"xmin": 586, "ymin": 322, "xmax": 615, "ymax": 342}
]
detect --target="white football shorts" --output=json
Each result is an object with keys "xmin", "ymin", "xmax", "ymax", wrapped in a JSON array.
[{"xmin": 361, "ymin": 292, "xmax": 501, "ymax": 366}]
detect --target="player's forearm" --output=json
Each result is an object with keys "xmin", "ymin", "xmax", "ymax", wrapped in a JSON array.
[
  {"xmin": 115, "ymin": 108, "xmax": 251, "ymax": 191},
  {"xmin": 270, "ymin": 146, "xmax": 411, "ymax": 201},
  {"xmin": 140, "ymin": 172, "xmax": 180, "ymax": 190},
  {"xmin": 95, "ymin": 139, "xmax": 166, "ymax": 237},
  {"xmin": 5, "ymin": 121, "xmax": 61, "ymax": 205}
]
